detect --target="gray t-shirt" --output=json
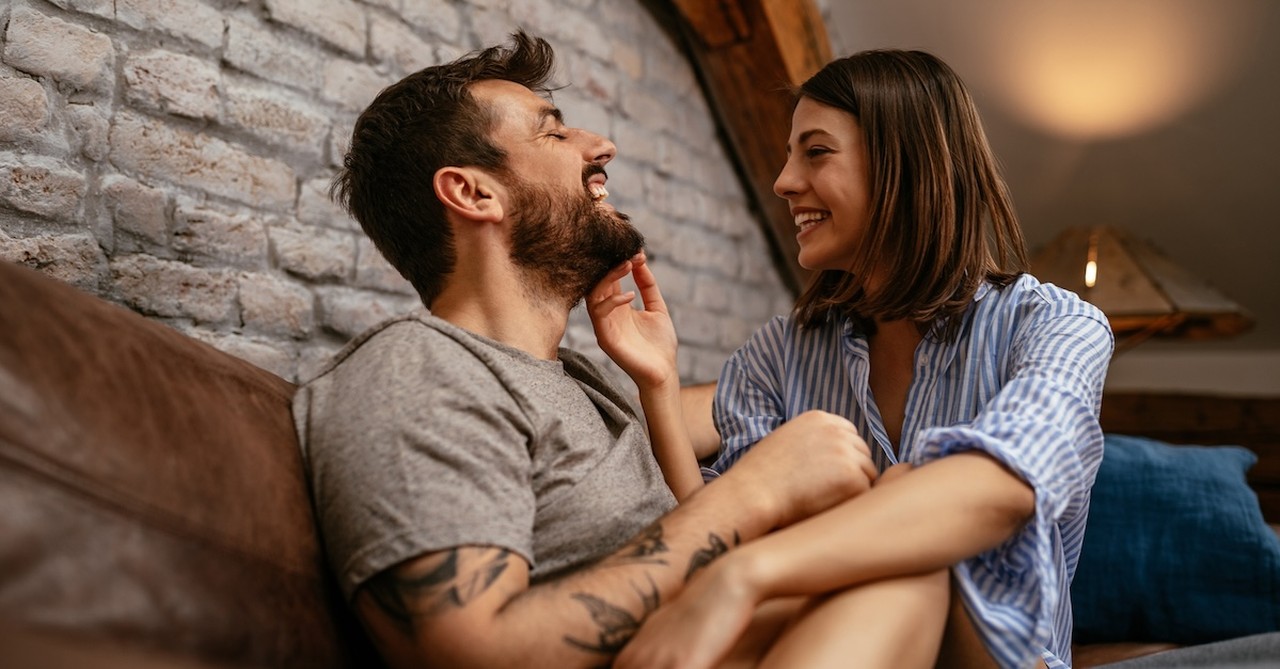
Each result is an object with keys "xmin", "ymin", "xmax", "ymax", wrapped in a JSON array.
[{"xmin": 293, "ymin": 311, "xmax": 677, "ymax": 600}]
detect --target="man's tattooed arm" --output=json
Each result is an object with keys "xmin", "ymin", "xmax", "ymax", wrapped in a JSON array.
[
  {"xmin": 605, "ymin": 521, "xmax": 671, "ymax": 567},
  {"xmin": 684, "ymin": 530, "xmax": 740, "ymax": 581},
  {"xmin": 363, "ymin": 547, "xmax": 511, "ymax": 631},
  {"xmin": 353, "ymin": 520, "xmax": 752, "ymax": 667},
  {"xmin": 563, "ymin": 575, "xmax": 661, "ymax": 655}
]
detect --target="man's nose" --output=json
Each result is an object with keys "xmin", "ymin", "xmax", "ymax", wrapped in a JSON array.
[{"xmin": 580, "ymin": 129, "xmax": 616, "ymax": 166}]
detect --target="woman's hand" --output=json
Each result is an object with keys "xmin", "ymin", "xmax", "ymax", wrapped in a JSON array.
[{"xmin": 587, "ymin": 252, "xmax": 679, "ymax": 392}]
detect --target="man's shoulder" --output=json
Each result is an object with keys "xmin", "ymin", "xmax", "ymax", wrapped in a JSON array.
[{"xmin": 302, "ymin": 310, "xmax": 483, "ymax": 386}]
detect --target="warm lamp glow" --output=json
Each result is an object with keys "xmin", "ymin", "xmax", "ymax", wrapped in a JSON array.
[{"xmin": 978, "ymin": 0, "xmax": 1263, "ymax": 140}]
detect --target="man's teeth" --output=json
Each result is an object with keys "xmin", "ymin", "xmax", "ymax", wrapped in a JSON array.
[
  {"xmin": 794, "ymin": 211, "xmax": 828, "ymax": 231},
  {"xmin": 589, "ymin": 183, "xmax": 609, "ymax": 201}
]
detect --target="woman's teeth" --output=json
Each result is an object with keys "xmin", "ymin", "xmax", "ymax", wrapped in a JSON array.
[{"xmin": 795, "ymin": 211, "xmax": 828, "ymax": 232}]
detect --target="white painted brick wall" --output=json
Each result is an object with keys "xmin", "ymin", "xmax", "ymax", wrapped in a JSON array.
[{"xmin": 0, "ymin": 0, "xmax": 794, "ymax": 387}]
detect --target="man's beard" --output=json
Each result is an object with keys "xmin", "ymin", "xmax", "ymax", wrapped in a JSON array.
[{"xmin": 507, "ymin": 175, "xmax": 645, "ymax": 308}]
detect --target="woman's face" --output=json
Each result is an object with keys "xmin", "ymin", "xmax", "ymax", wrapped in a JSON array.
[{"xmin": 773, "ymin": 97, "xmax": 872, "ymax": 273}]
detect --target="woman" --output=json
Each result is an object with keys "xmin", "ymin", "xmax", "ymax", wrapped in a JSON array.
[{"xmin": 601, "ymin": 49, "xmax": 1113, "ymax": 668}]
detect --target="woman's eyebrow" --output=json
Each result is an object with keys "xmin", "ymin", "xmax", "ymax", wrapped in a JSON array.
[{"xmin": 786, "ymin": 128, "xmax": 834, "ymax": 154}]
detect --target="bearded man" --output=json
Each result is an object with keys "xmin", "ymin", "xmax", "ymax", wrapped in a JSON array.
[{"xmin": 293, "ymin": 32, "xmax": 879, "ymax": 668}]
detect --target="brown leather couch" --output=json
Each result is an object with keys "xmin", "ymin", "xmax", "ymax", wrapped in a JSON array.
[{"xmin": 0, "ymin": 260, "xmax": 378, "ymax": 667}]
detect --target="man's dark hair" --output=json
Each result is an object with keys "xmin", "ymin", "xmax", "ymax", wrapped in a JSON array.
[
  {"xmin": 791, "ymin": 49, "xmax": 1028, "ymax": 340},
  {"xmin": 332, "ymin": 32, "xmax": 556, "ymax": 306}
]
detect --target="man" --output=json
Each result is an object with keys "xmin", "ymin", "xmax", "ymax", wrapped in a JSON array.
[{"xmin": 293, "ymin": 32, "xmax": 876, "ymax": 668}]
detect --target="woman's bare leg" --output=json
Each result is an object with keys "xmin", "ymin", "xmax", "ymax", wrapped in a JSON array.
[
  {"xmin": 756, "ymin": 569, "xmax": 950, "ymax": 669},
  {"xmin": 936, "ymin": 578, "xmax": 1000, "ymax": 669},
  {"xmin": 711, "ymin": 598, "xmax": 807, "ymax": 669}
]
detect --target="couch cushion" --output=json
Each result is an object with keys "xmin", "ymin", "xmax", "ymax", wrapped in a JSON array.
[
  {"xmin": 1072, "ymin": 433, "xmax": 1280, "ymax": 645},
  {"xmin": 0, "ymin": 261, "xmax": 374, "ymax": 667}
]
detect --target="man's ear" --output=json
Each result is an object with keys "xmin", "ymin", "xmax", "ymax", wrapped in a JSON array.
[{"xmin": 433, "ymin": 166, "xmax": 504, "ymax": 223}]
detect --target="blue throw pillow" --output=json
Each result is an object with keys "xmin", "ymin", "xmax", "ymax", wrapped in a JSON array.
[{"xmin": 1072, "ymin": 434, "xmax": 1280, "ymax": 644}]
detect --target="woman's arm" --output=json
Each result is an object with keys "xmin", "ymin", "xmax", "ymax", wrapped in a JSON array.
[{"xmin": 588, "ymin": 253, "xmax": 703, "ymax": 500}]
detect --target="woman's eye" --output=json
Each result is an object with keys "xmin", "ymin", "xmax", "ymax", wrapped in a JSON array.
[{"xmin": 805, "ymin": 146, "xmax": 831, "ymax": 158}]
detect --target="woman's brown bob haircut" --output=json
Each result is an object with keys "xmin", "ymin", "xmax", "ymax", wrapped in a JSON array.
[
  {"xmin": 791, "ymin": 49, "xmax": 1028, "ymax": 341},
  {"xmin": 331, "ymin": 32, "xmax": 556, "ymax": 306}
]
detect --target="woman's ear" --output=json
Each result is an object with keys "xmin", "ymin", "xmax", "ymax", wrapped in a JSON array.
[{"xmin": 433, "ymin": 166, "xmax": 504, "ymax": 223}]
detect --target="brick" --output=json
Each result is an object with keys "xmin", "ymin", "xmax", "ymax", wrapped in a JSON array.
[
  {"xmin": 45, "ymin": 0, "xmax": 113, "ymax": 20},
  {"xmin": 264, "ymin": 0, "xmax": 366, "ymax": 56},
  {"xmin": 102, "ymin": 174, "xmax": 169, "ymax": 246},
  {"xmin": 610, "ymin": 40, "xmax": 644, "ymax": 81},
  {"xmin": 66, "ymin": 103, "xmax": 110, "ymax": 161},
  {"xmin": 549, "ymin": 11, "xmax": 612, "ymax": 63},
  {"xmin": 468, "ymin": 8, "xmax": 517, "ymax": 49},
  {"xmin": 717, "ymin": 315, "xmax": 764, "ymax": 350},
  {"xmin": 110, "ymin": 112, "xmax": 297, "ymax": 210},
  {"xmin": 597, "ymin": 0, "xmax": 651, "ymax": 32},
  {"xmin": 504, "ymin": 0, "xmax": 559, "ymax": 42},
  {"xmin": 0, "ymin": 229, "xmax": 106, "ymax": 291},
  {"xmin": 315, "ymin": 285, "xmax": 415, "ymax": 338},
  {"xmin": 664, "ymin": 180, "xmax": 710, "ymax": 226},
  {"xmin": 173, "ymin": 198, "xmax": 269, "ymax": 267},
  {"xmin": 265, "ymin": 0, "xmax": 366, "ymax": 57},
  {"xmin": 183, "ymin": 328, "xmax": 296, "ymax": 380},
  {"xmin": 298, "ymin": 176, "xmax": 357, "ymax": 230},
  {"xmin": 613, "ymin": 118, "xmax": 662, "ymax": 167},
  {"xmin": 3, "ymin": 7, "xmax": 114, "ymax": 93},
  {"xmin": 669, "ymin": 229, "xmax": 740, "ymax": 277},
  {"xmin": 645, "ymin": 258, "xmax": 693, "ymax": 304},
  {"xmin": 0, "ymin": 75, "xmax": 49, "ymax": 142},
  {"xmin": 322, "ymin": 58, "xmax": 395, "ymax": 111},
  {"xmin": 369, "ymin": 13, "xmax": 435, "ymax": 73},
  {"xmin": 225, "ymin": 81, "xmax": 330, "ymax": 159},
  {"xmin": 116, "ymin": 0, "xmax": 225, "ymax": 50},
  {"xmin": 297, "ymin": 342, "xmax": 341, "ymax": 383},
  {"xmin": 361, "ymin": 0, "xmax": 400, "ymax": 10},
  {"xmin": 619, "ymin": 87, "xmax": 674, "ymax": 130},
  {"xmin": 691, "ymin": 273, "xmax": 733, "ymax": 313},
  {"xmin": 555, "ymin": 91, "xmax": 610, "ymax": 142},
  {"xmin": 559, "ymin": 51, "xmax": 619, "ymax": 105},
  {"xmin": 124, "ymin": 49, "xmax": 221, "ymax": 120},
  {"xmin": 224, "ymin": 15, "xmax": 323, "ymax": 92},
  {"xmin": 355, "ymin": 236, "xmax": 413, "ymax": 294},
  {"xmin": 600, "ymin": 156, "xmax": 644, "ymax": 210},
  {"xmin": 645, "ymin": 40, "xmax": 699, "ymax": 99},
  {"xmin": 238, "ymin": 271, "xmax": 314, "ymax": 338},
  {"xmin": 0, "ymin": 155, "xmax": 87, "ymax": 224},
  {"xmin": 399, "ymin": 0, "xmax": 462, "ymax": 42},
  {"xmin": 270, "ymin": 220, "xmax": 356, "ymax": 281},
  {"xmin": 683, "ymin": 345, "xmax": 728, "ymax": 384},
  {"xmin": 110, "ymin": 254, "xmax": 238, "ymax": 323},
  {"xmin": 329, "ymin": 118, "xmax": 354, "ymax": 168}
]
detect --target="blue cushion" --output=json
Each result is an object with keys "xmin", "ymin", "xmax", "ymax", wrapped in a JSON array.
[{"xmin": 1072, "ymin": 434, "xmax": 1280, "ymax": 644}]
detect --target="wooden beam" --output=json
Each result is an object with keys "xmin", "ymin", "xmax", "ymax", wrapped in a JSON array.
[{"xmin": 668, "ymin": 0, "xmax": 831, "ymax": 293}]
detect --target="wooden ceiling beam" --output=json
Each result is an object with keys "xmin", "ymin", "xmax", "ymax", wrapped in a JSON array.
[{"xmin": 668, "ymin": 0, "xmax": 832, "ymax": 293}]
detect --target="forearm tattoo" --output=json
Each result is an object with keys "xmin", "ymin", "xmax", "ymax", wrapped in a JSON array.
[
  {"xmin": 684, "ymin": 530, "xmax": 740, "ymax": 581},
  {"xmin": 364, "ymin": 547, "xmax": 511, "ymax": 628},
  {"xmin": 563, "ymin": 575, "xmax": 660, "ymax": 655},
  {"xmin": 608, "ymin": 522, "xmax": 670, "ymax": 566}
]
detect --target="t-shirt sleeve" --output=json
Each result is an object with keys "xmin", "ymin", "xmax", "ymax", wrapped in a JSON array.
[
  {"xmin": 705, "ymin": 316, "xmax": 789, "ymax": 479},
  {"xmin": 295, "ymin": 322, "xmax": 537, "ymax": 601},
  {"xmin": 908, "ymin": 295, "xmax": 1113, "ymax": 666}
]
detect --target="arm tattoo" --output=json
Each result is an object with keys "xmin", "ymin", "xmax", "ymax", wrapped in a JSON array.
[
  {"xmin": 608, "ymin": 522, "xmax": 670, "ymax": 566},
  {"xmin": 563, "ymin": 575, "xmax": 660, "ymax": 655},
  {"xmin": 684, "ymin": 530, "xmax": 740, "ymax": 581},
  {"xmin": 364, "ymin": 547, "xmax": 511, "ymax": 629}
]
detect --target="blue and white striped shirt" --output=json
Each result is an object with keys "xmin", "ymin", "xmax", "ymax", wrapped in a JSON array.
[{"xmin": 705, "ymin": 274, "xmax": 1113, "ymax": 669}]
